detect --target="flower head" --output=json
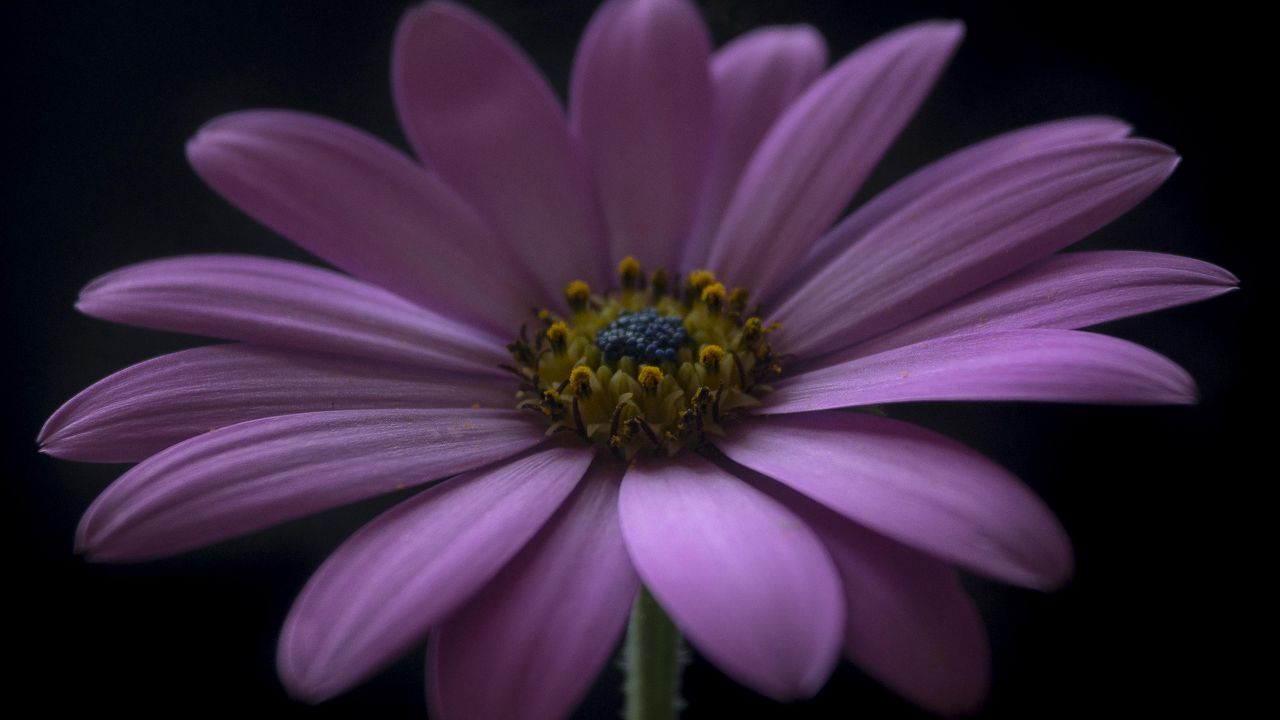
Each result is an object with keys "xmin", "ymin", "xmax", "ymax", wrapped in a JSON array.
[{"xmin": 39, "ymin": 0, "xmax": 1236, "ymax": 717}]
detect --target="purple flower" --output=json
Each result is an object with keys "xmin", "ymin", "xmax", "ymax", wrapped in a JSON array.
[{"xmin": 39, "ymin": 0, "xmax": 1235, "ymax": 718}]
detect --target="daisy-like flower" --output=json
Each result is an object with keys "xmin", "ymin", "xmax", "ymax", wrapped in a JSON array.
[{"xmin": 40, "ymin": 0, "xmax": 1236, "ymax": 717}]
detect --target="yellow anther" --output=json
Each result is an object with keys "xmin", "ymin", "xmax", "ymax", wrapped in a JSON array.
[
  {"xmin": 537, "ymin": 308, "xmax": 552, "ymax": 322},
  {"xmin": 618, "ymin": 256, "xmax": 642, "ymax": 289},
  {"xmin": 698, "ymin": 344, "xmax": 726, "ymax": 368},
  {"xmin": 637, "ymin": 365, "xmax": 664, "ymax": 392},
  {"xmin": 540, "ymin": 389, "xmax": 563, "ymax": 416},
  {"xmin": 687, "ymin": 269, "xmax": 716, "ymax": 291},
  {"xmin": 565, "ymin": 280, "xmax": 591, "ymax": 310},
  {"xmin": 728, "ymin": 287, "xmax": 749, "ymax": 312},
  {"xmin": 742, "ymin": 316, "xmax": 763, "ymax": 345},
  {"xmin": 545, "ymin": 321, "xmax": 569, "ymax": 351},
  {"xmin": 569, "ymin": 366, "xmax": 594, "ymax": 398},
  {"xmin": 701, "ymin": 282, "xmax": 726, "ymax": 312}
]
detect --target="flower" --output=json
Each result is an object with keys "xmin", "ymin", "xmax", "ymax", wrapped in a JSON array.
[{"xmin": 38, "ymin": 0, "xmax": 1236, "ymax": 717}]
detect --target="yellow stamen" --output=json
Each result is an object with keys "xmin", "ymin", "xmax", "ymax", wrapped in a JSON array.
[
  {"xmin": 687, "ymin": 269, "xmax": 716, "ymax": 291},
  {"xmin": 565, "ymin": 280, "xmax": 590, "ymax": 311},
  {"xmin": 618, "ymin": 256, "xmax": 642, "ymax": 290},
  {"xmin": 569, "ymin": 366, "xmax": 594, "ymax": 398},
  {"xmin": 638, "ymin": 365, "xmax": 664, "ymax": 392},
  {"xmin": 545, "ymin": 321, "xmax": 569, "ymax": 352},
  {"xmin": 728, "ymin": 287, "xmax": 749, "ymax": 313},
  {"xmin": 698, "ymin": 344, "xmax": 725, "ymax": 368},
  {"xmin": 650, "ymin": 268, "xmax": 668, "ymax": 298},
  {"xmin": 701, "ymin": 282, "xmax": 726, "ymax": 312},
  {"xmin": 742, "ymin": 316, "xmax": 763, "ymax": 345}
]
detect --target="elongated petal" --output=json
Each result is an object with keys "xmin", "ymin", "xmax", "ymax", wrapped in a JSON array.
[
  {"xmin": 707, "ymin": 21, "xmax": 963, "ymax": 298},
  {"xmin": 75, "ymin": 255, "xmax": 505, "ymax": 373},
  {"xmin": 787, "ymin": 116, "xmax": 1133, "ymax": 295},
  {"xmin": 682, "ymin": 25, "xmax": 827, "ymax": 268},
  {"xmin": 774, "ymin": 139, "xmax": 1180, "ymax": 357},
  {"xmin": 394, "ymin": 2, "xmax": 609, "ymax": 298},
  {"xmin": 737, "ymin": 469, "xmax": 990, "ymax": 715},
  {"xmin": 186, "ymin": 110, "xmax": 538, "ymax": 335},
  {"xmin": 428, "ymin": 461, "xmax": 637, "ymax": 720},
  {"xmin": 767, "ymin": 329, "xmax": 1197, "ymax": 413},
  {"xmin": 844, "ymin": 251, "xmax": 1238, "ymax": 357},
  {"xmin": 811, "ymin": 505, "xmax": 989, "ymax": 715},
  {"xmin": 619, "ymin": 453, "xmax": 843, "ymax": 700},
  {"xmin": 278, "ymin": 445, "xmax": 593, "ymax": 703},
  {"xmin": 717, "ymin": 412, "xmax": 1072, "ymax": 590},
  {"xmin": 77, "ymin": 409, "xmax": 546, "ymax": 561},
  {"xmin": 40, "ymin": 345, "xmax": 515, "ymax": 463},
  {"xmin": 571, "ymin": 0, "xmax": 712, "ymax": 272}
]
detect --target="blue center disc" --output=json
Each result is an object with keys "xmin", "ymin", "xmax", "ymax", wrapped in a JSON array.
[{"xmin": 595, "ymin": 308, "xmax": 687, "ymax": 363}]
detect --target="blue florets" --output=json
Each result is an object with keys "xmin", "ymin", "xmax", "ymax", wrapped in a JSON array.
[{"xmin": 596, "ymin": 308, "xmax": 687, "ymax": 363}]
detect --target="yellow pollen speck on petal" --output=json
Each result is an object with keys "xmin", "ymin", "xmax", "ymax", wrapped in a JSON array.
[
  {"xmin": 569, "ymin": 366, "xmax": 594, "ymax": 397},
  {"xmin": 699, "ymin": 344, "xmax": 725, "ymax": 367},
  {"xmin": 565, "ymin": 280, "xmax": 590, "ymax": 310},
  {"xmin": 638, "ymin": 365, "xmax": 664, "ymax": 391},
  {"xmin": 618, "ymin": 256, "xmax": 642, "ymax": 289}
]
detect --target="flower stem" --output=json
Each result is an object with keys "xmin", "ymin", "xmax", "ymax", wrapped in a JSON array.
[{"xmin": 624, "ymin": 585, "xmax": 683, "ymax": 720}]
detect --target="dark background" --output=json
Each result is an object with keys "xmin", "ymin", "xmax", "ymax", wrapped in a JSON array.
[{"xmin": 6, "ymin": 1, "xmax": 1258, "ymax": 718}]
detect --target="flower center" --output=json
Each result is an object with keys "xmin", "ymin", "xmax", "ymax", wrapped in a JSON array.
[{"xmin": 507, "ymin": 256, "xmax": 781, "ymax": 459}]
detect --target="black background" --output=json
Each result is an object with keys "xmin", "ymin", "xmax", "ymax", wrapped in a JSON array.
[{"xmin": 6, "ymin": 1, "xmax": 1258, "ymax": 718}]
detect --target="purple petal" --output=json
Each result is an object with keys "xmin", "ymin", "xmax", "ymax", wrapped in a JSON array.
[
  {"xmin": 278, "ymin": 445, "xmax": 593, "ymax": 703},
  {"xmin": 809, "ymin": 504, "xmax": 989, "ymax": 715},
  {"xmin": 716, "ymin": 412, "xmax": 1072, "ymax": 590},
  {"xmin": 619, "ymin": 453, "xmax": 843, "ymax": 700},
  {"xmin": 767, "ymin": 329, "xmax": 1197, "ymax": 413},
  {"xmin": 681, "ymin": 24, "xmax": 827, "ymax": 269},
  {"xmin": 39, "ymin": 344, "xmax": 516, "ymax": 463},
  {"xmin": 186, "ymin": 110, "xmax": 539, "ymax": 335},
  {"xmin": 393, "ymin": 2, "xmax": 609, "ymax": 298},
  {"xmin": 76, "ymin": 409, "xmax": 546, "ymax": 561},
  {"xmin": 738, "ymin": 471, "xmax": 990, "ymax": 715},
  {"xmin": 706, "ymin": 21, "xmax": 963, "ymax": 298},
  {"xmin": 75, "ymin": 255, "xmax": 506, "ymax": 373},
  {"xmin": 774, "ymin": 139, "xmax": 1180, "ymax": 357},
  {"xmin": 427, "ymin": 461, "xmax": 637, "ymax": 720},
  {"xmin": 842, "ymin": 250, "xmax": 1238, "ymax": 358},
  {"xmin": 785, "ymin": 116, "xmax": 1134, "ymax": 297},
  {"xmin": 571, "ymin": 0, "xmax": 712, "ymax": 272}
]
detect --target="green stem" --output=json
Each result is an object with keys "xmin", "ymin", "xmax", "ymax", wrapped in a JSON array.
[{"xmin": 624, "ymin": 585, "xmax": 683, "ymax": 720}]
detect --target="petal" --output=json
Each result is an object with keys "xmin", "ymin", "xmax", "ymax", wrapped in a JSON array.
[
  {"xmin": 843, "ymin": 250, "xmax": 1238, "ymax": 358},
  {"xmin": 619, "ymin": 453, "xmax": 843, "ymax": 700},
  {"xmin": 39, "ymin": 344, "xmax": 515, "ymax": 463},
  {"xmin": 76, "ymin": 409, "xmax": 546, "ymax": 561},
  {"xmin": 278, "ymin": 445, "xmax": 593, "ymax": 703},
  {"xmin": 812, "ymin": 506, "xmax": 989, "ymax": 715},
  {"xmin": 571, "ymin": 0, "xmax": 712, "ymax": 272},
  {"xmin": 774, "ymin": 139, "xmax": 1181, "ymax": 357},
  {"xmin": 707, "ymin": 21, "xmax": 963, "ymax": 298},
  {"xmin": 428, "ymin": 461, "xmax": 637, "ymax": 720},
  {"xmin": 787, "ymin": 116, "xmax": 1134, "ymax": 296},
  {"xmin": 681, "ymin": 24, "xmax": 827, "ymax": 268},
  {"xmin": 739, "ymin": 471, "xmax": 990, "ymax": 715},
  {"xmin": 766, "ymin": 329, "xmax": 1197, "ymax": 413},
  {"xmin": 75, "ymin": 255, "xmax": 506, "ymax": 373},
  {"xmin": 393, "ymin": 2, "xmax": 610, "ymax": 298},
  {"xmin": 186, "ymin": 110, "xmax": 538, "ymax": 335},
  {"xmin": 716, "ymin": 412, "xmax": 1072, "ymax": 590}
]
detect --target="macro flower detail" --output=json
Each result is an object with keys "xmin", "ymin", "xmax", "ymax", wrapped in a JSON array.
[{"xmin": 38, "ymin": 0, "xmax": 1237, "ymax": 718}]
